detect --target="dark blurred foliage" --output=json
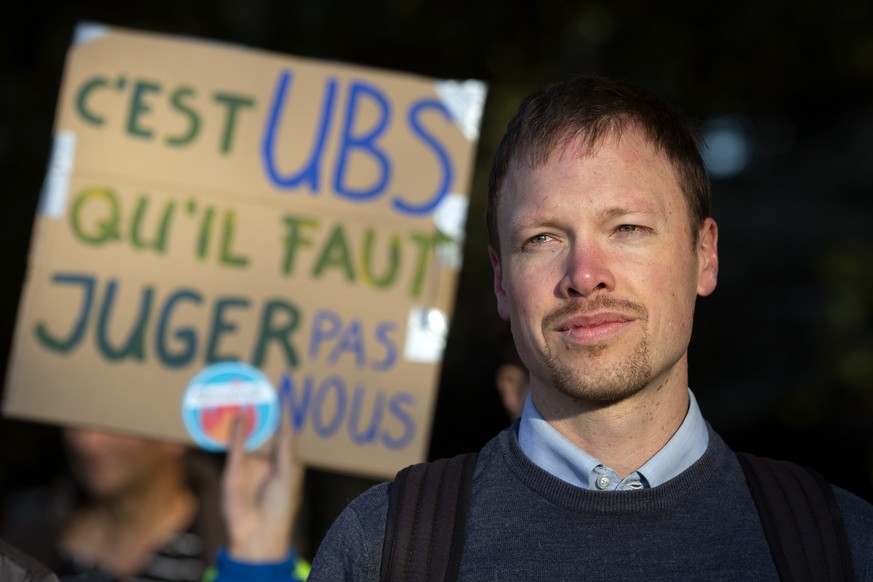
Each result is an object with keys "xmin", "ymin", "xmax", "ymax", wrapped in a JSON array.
[{"xmin": 1, "ymin": 0, "xmax": 872, "ymax": 520}]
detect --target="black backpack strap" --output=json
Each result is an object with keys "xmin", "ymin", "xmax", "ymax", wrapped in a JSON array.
[
  {"xmin": 737, "ymin": 452, "xmax": 855, "ymax": 582},
  {"xmin": 379, "ymin": 452, "xmax": 478, "ymax": 582}
]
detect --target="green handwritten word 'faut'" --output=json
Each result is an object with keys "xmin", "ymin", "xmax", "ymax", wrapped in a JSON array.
[{"xmin": 280, "ymin": 215, "xmax": 449, "ymax": 299}]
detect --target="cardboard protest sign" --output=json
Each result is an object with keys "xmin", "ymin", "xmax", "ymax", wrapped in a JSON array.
[{"xmin": 3, "ymin": 23, "xmax": 486, "ymax": 478}]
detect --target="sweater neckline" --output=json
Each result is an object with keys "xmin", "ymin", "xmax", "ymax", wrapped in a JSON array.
[{"xmin": 497, "ymin": 422, "xmax": 730, "ymax": 514}]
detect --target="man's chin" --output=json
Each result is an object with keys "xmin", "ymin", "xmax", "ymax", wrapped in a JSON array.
[
  {"xmin": 546, "ymin": 358, "xmax": 652, "ymax": 405},
  {"xmin": 553, "ymin": 378, "xmax": 649, "ymax": 406}
]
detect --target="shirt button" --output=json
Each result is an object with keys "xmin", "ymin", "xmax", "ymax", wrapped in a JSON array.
[{"xmin": 596, "ymin": 476, "xmax": 611, "ymax": 490}]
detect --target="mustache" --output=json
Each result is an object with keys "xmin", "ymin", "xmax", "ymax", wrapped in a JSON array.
[{"xmin": 542, "ymin": 296, "xmax": 647, "ymax": 329}]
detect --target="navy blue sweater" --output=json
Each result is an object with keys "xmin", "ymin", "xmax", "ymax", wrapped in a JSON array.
[{"xmin": 310, "ymin": 425, "xmax": 873, "ymax": 580}]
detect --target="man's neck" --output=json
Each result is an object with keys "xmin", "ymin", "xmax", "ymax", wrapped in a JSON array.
[{"xmin": 531, "ymin": 370, "xmax": 690, "ymax": 479}]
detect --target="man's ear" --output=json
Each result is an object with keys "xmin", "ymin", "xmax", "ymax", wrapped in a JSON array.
[
  {"xmin": 696, "ymin": 218, "xmax": 719, "ymax": 297},
  {"xmin": 489, "ymin": 246, "xmax": 511, "ymax": 321}
]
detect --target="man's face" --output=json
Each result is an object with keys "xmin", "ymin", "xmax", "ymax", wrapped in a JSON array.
[
  {"xmin": 490, "ymin": 127, "xmax": 718, "ymax": 406},
  {"xmin": 64, "ymin": 429, "xmax": 186, "ymax": 499}
]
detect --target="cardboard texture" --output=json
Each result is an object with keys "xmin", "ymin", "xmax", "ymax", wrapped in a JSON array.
[{"xmin": 4, "ymin": 23, "xmax": 486, "ymax": 478}]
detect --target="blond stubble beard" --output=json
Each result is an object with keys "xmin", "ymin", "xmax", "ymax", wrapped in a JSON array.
[
  {"xmin": 545, "ymin": 331, "xmax": 653, "ymax": 405},
  {"xmin": 540, "ymin": 297, "xmax": 653, "ymax": 405}
]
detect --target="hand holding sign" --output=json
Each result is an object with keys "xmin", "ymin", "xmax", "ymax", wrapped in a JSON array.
[{"xmin": 221, "ymin": 388, "xmax": 302, "ymax": 562}]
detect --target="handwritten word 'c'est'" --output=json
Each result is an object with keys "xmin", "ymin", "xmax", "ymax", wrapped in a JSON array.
[{"xmin": 75, "ymin": 75, "xmax": 254, "ymax": 154}]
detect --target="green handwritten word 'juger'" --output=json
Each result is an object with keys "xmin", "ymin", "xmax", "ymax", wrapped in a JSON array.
[
  {"xmin": 34, "ymin": 272, "xmax": 301, "ymax": 369},
  {"xmin": 69, "ymin": 187, "xmax": 249, "ymax": 268},
  {"xmin": 280, "ymin": 214, "xmax": 448, "ymax": 299}
]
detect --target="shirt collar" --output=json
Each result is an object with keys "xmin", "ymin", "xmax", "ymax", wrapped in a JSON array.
[{"xmin": 517, "ymin": 388, "xmax": 709, "ymax": 490}]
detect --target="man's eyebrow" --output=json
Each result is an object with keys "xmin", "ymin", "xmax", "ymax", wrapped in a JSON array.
[
  {"xmin": 505, "ymin": 215, "xmax": 554, "ymax": 234},
  {"xmin": 598, "ymin": 204, "xmax": 661, "ymax": 221}
]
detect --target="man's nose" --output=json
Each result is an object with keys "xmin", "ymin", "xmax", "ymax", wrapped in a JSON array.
[{"xmin": 558, "ymin": 238, "xmax": 615, "ymax": 298}]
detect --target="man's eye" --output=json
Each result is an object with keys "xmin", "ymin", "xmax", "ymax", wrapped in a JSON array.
[
  {"xmin": 519, "ymin": 234, "xmax": 553, "ymax": 251},
  {"xmin": 530, "ymin": 234, "xmax": 552, "ymax": 243},
  {"xmin": 617, "ymin": 224, "xmax": 640, "ymax": 233}
]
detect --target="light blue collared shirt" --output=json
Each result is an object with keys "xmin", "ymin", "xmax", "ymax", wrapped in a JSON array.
[{"xmin": 517, "ymin": 389, "xmax": 709, "ymax": 490}]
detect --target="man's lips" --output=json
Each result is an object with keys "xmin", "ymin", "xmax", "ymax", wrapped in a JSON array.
[
  {"xmin": 552, "ymin": 311, "xmax": 635, "ymax": 331},
  {"xmin": 551, "ymin": 311, "xmax": 637, "ymax": 345}
]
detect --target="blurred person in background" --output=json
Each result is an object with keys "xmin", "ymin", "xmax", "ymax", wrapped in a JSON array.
[
  {"xmin": 0, "ymin": 428, "xmax": 224, "ymax": 581},
  {"xmin": 0, "ymin": 390, "xmax": 309, "ymax": 581},
  {"xmin": 494, "ymin": 363, "xmax": 528, "ymax": 420}
]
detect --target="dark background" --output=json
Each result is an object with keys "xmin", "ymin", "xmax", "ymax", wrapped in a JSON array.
[{"xmin": 2, "ymin": 0, "xmax": 872, "ymax": 552}]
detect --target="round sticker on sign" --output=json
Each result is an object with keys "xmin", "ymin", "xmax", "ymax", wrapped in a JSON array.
[{"xmin": 181, "ymin": 362, "xmax": 280, "ymax": 452}]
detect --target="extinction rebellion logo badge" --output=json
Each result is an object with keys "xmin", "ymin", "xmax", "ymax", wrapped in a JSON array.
[{"xmin": 181, "ymin": 361, "xmax": 279, "ymax": 451}]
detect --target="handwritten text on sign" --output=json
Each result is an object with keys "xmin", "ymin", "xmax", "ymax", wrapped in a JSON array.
[{"xmin": 4, "ymin": 24, "xmax": 485, "ymax": 478}]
